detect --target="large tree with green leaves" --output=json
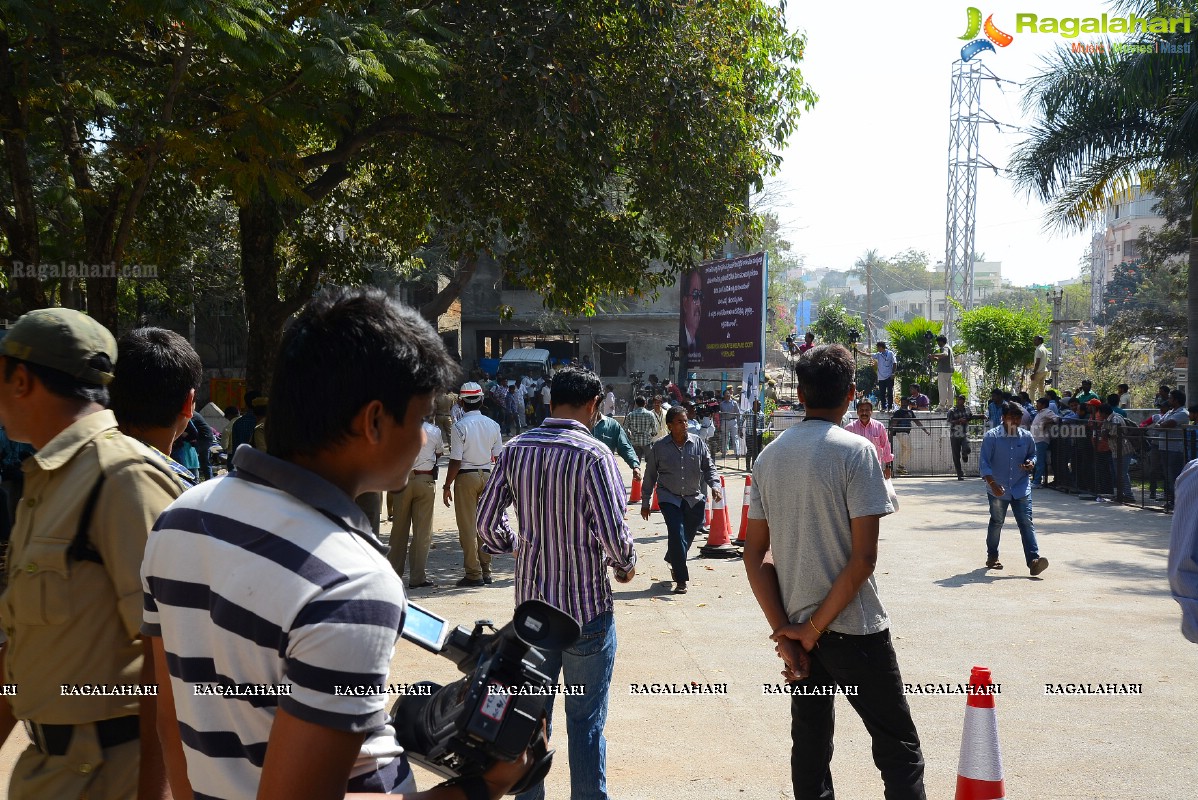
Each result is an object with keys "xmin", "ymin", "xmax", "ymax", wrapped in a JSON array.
[
  {"xmin": 957, "ymin": 305, "xmax": 1046, "ymax": 390},
  {"xmin": 810, "ymin": 300, "xmax": 863, "ymax": 346},
  {"xmin": 1011, "ymin": 0, "xmax": 1198, "ymax": 401},
  {"xmin": 0, "ymin": 1, "xmax": 260, "ymax": 325},
  {"xmin": 194, "ymin": 1, "xmax": 816, "ymax": 387},
  {"xmin": 2, "ymin": 1, "xmax": 816, "ymax": 391}
]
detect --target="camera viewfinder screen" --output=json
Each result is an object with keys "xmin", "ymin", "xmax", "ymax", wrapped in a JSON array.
[{"xmin": 402, "ymin": 603, "xmax": 450, "ymax": 652}]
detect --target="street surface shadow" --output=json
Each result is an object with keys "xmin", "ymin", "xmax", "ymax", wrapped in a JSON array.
[
  {"xmin": 934, "ymin": 567, "xmax": 1040, "ymax": 588},
  {"xmin": 1073, "ymin": 559, "xmax": 1170, "ymax": 595},
  {"xmin": 613, "ymin": 583, "xmax": 676, "ymax": 600}
]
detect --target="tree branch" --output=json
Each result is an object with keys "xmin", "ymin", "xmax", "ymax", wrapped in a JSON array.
[
  {"xmin": 421, "ymin": 254, "xmax": 478, "ymax": 322},
  {"xmin": 299, "ymin": 115, "xmax": 466, "ymax": 170},
  {"xmin": 302, "ymin": 161, "xmax": 351, "ymax": 204},
  {"xmin": 112, "ymin": 33, "xmax": 194, "ymax": 266}
]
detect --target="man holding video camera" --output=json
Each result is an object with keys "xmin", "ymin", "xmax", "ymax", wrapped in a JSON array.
[
  {"xmin": 478, "ymin": 367, "xmax": 638, "ymax": 800},
  {"xmin": 141, "ymin": 287, "xmax": 535, "ymax": 800}
]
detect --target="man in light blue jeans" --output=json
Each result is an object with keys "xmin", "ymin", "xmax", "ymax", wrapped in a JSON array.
[
  {"xmin": 521, "ymin": 612, "xmax": 617, "ymax": 800},
  {"xmin": 478, "ymin": 367, "xmax": 638, "ymax": 800},
  {"xmin": 980, "ymin": 400, "xmax": 1049, "ymax": 576}
]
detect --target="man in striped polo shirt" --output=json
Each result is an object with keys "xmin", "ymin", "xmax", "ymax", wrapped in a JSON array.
[
  {"xmin": 141, "ymin": 287, "xmax": 533, "ymax": 800},
  {"xmin": 477, "ymin": 367, "xmax": 637, "ymax": 800}
]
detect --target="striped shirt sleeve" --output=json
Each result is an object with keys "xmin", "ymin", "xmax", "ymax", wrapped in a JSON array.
[
  {"xmin": 280, "ymin": 573, "xmax": 404, "ymax": 733},
  {"xmin": 584, "ymin": 453, "xmax": 636, "ymax": 572},
  {"xmin": 477, "ymin": 449, "xmax": 516, "ymax": 554}
]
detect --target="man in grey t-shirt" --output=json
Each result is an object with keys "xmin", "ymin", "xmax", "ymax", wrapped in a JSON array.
[{"xmin": 744, "ymin": 344, "xmax": 926, "ymax": 800}]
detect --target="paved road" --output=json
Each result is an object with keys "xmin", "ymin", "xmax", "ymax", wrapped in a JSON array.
[{"xmin": 2, "ymin": 470, "xmax": 1193, "ymax": 799}]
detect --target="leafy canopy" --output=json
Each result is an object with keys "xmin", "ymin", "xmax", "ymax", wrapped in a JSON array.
[
  {"xmin": 810, "ymin": 301, "xmax": 862, "ymax": 346},
  {"xmin": 957, "ymin": 305, "xmax": 1046, "ymax": 388}
]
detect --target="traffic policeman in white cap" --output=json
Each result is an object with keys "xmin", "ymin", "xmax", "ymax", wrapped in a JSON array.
[{"xmin": 442, "ymin": 382, "xmax": 503, "ymax": 586}]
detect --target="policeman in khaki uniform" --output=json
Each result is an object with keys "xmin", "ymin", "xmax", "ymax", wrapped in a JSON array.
[
  {"xmin": 442, "ymin": 382, "xmax": 503, "ymax": 586},
  {"xmin": 0, "ymin": 309, "xmax": 184, "ymax": 800}
]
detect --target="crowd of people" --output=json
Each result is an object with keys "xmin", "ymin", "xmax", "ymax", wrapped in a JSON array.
[{"xmin": 0, "ymin": 294, "xmax": 1192, "ymax": 800}]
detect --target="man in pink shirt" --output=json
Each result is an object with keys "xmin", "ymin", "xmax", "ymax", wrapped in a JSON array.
[{"xmin": 844, "ymin": 399, "xmax": 893, "ymax": 479}]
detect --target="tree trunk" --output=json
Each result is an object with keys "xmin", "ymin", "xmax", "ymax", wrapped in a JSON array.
[
  {"xmin": 239, "ymin": 193, "xmax": 289, "ymax": 393},
  {"xmin": 420, "ymin": 255, "xmax": 478, "ymax": 323},
  {"xmin": 85, "ymin": 273, "xmax": 119, "ymax": 331},
  {"xmin": 1188, "ymin": 194, "xmax": 1198, "ymax": 405}
]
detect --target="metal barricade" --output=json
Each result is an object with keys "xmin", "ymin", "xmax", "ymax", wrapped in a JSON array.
[
  {"xmin": 753, "ymin": 411, "xmax": 986, "ymax": 478},
  {"xmin": 745, "ymin": 408, "xmax": 1198, "ymax": 514},
  {"xmin": 1043, "ymin": 422, "xmax": 1195, "ymax": 512},
  {"xmin": 710, "ymin": 410, "xmax": 760, "ymax": 472}
]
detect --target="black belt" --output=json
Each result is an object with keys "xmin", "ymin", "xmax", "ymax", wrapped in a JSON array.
[
  {"xmin": 458, "ymin": 469, "xmax": 491, "ymax": 474},
  {"xmin": 26, "ymin": 715, "xmax": 140, "ymax": 756}
]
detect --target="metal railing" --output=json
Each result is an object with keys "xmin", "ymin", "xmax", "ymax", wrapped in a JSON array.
[
  {"xmin": 1044, "ymin": 423, "xmax": 1192, "ymax": 512},
  {"xmin": 753, "ymin": 411, "xmax": 1193, "ymax": 513}
]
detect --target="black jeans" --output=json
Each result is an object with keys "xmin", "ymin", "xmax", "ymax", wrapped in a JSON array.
[
  {"xmin": 790, "ymin": 629, "xmax": 926, "ymax": 800},
  {"xmin": 950, "ymin": 436, "xmax": 966, "ymax": 478},
  {"xmin": 877, "ymin": 377, "xmax": 895, "ymax": 411}
]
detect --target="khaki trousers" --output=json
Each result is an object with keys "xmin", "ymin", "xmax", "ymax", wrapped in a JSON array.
[
  {"xmin": 389, "ymin": 473, "xmax": 436, "ymax": 584},
  {"xmin": 894, "ymin": 433, "xmax": 912, "ymax": 469},
  {"xmin": 1029, "ymin": 372, "xmax": 1047, "ymax": 399},
  {"xmin": 937, "ymin": 372, "xmax": 953, "ymax": 409},
  {"xmin": 10, "ymin": 723, "xmax": 138, "ymax": 800},
  {"xmin": 454, "ymin": 471, "xmax": 492, "ymax": 580}
]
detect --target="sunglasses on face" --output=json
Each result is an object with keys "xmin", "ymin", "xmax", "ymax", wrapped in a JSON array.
[{"xmin": 687, "ymin": 290, "xmax": 703, "ymax": 302}]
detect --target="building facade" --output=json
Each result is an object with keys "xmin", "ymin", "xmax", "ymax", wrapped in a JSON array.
[{"xmin": 459, "ymin": 255, "xmax": 685, "ymax": 398}]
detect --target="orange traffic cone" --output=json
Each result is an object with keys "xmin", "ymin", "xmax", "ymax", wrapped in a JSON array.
[
  {"xmin": 650, "ymin": 488, "xmax": 660, "ymax": 512},
  {"xmin": 700, "ymin": 475, "xmax": 740, "ymax": 557},
  {"xmin": 734, "ymin": 475, "xmax": 752, "ymax": 545},
  {"xmin": 705, "ymin": 504, "xmax": 711, "ymax": 526},
  {"xmin": 955, "ymin": 666, "xmax": 1005, "ymax": 800},
  {"xmin": 628, "ymin": 474, "xmax": 642, "ymax": 505}
]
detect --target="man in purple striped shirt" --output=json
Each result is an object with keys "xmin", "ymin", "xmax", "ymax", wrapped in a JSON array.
[{"xmin": 477, "ymin": 367, "xmax": 637, "ymax": 800}]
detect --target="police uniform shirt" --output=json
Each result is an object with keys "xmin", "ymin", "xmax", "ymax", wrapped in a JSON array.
[
  {"xmin": 413, "ymin": 422, "xmax": 444, "ymax": 472},
  {"xmin": 0, "ymin": 410, "xmax": 183, "ymax": 723},
  {"xmin": 449, "ymin": 411, "xmax": 503, "ymax": 470}
]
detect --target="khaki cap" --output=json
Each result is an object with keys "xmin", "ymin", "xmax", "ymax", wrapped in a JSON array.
[{"xmin": 1, "ymin": 308, "xmax": 117, "ymax": 385}]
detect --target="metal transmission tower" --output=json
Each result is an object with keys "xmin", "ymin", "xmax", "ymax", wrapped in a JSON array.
[{"xmin": 942, "ymin": 60, "xmax": 1002, "ymax": 342}]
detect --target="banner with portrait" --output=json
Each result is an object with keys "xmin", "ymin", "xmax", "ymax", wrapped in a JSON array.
[{"xmin": 679, "ymin": 252, "xmax": 767, "ymax": 371}]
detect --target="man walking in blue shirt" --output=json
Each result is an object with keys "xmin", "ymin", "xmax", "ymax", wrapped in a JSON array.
[
  {"xmin": 856, "ymin": 341, "xmax": 897, "ymax": 411},
  {"xmin": 980, "ymin": 400, "xmax": 1049, "ymax": 575}
]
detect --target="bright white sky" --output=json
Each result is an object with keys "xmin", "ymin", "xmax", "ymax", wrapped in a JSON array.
[{"xmin": 769, "ymin": 0, "xmax": 1144, "ymax": 287}]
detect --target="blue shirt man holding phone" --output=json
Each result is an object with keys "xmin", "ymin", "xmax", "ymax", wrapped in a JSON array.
[{"xmin": 979, "ymin": 400, "xmax": 1049, "ymax": 576}]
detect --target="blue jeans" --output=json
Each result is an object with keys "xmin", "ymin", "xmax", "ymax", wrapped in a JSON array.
[
  {"xmin": 1032, "ymin": 441, "xmax": 1049, "ymax": 485},
  {"xmin": 517, "ymin": 612, "xmax": 617, "ymax": 800},
  {"xmin": 658, "ymin": 500, "xmax": 705, "ymax": 583},
  {"xmin": 986, "ymin": 493, "xmax": 1041, "ymax": 566}
]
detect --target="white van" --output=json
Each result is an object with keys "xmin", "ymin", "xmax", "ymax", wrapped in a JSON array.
[{"xmin": 497, "ymin": 348, "xmax": 552, "ymax": 383}]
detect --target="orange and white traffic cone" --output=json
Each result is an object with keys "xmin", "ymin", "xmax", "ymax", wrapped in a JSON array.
[
  {"xmin": 650, "ymin": 488, "xmax": 660, "ymax": 513},
  {"xmin": 734, "ymin": 475, "xmax": 752, "ymax": 545},
  {"xmin": 955, "ymin": 666, "xmax": 1005, "ymax": 800},
  {"xmin": 701, "ymin": 475, "xmax": 740, "ymax": 557},
  {"xmin": 628, "ymin": 474, "xmax": 642, "ymax": 505}
]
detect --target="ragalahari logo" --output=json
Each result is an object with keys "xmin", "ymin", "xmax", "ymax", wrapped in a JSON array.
[{"xmin": 959, "ymin": 7, "xmax": 1014, "ymax": 61}]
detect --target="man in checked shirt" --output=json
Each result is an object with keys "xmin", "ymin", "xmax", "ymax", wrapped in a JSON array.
[{"xmin": 477, "ymin": 367, "xmax": 637, "ymax": 800}]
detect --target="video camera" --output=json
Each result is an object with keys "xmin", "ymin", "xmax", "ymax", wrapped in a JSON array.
[{"xmin": 392, "ymin": 601, "xmax": 581, "ymax": 794}]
